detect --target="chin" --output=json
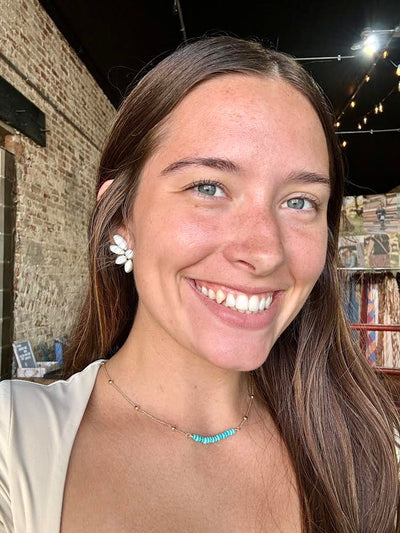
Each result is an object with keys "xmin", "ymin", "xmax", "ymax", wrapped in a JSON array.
[{"xmin": 193, "ymin": 339, "xmax": 275, "ymax": 372}]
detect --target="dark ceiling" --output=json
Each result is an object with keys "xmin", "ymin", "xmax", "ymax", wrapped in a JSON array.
[{"xmin": 39, "ymin": 0, "xmax": 400, "ymax": 196}]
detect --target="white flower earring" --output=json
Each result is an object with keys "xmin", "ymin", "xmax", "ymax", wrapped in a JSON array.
[{"xmin": 110, "ymin": 234, "xmax": 134, "ymax": 273}]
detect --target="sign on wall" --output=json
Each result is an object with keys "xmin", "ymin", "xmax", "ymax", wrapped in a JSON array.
[{"xmin": 12, "ymin": 340, "xmax": 37, "ymax": 368}]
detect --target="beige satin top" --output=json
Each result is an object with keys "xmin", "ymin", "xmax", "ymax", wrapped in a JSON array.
[{"xmin": 0, "ymin": 360, "xmax": 104, "ymax": 533}]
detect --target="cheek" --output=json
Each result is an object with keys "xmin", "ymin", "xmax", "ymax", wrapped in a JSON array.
[
  {"xmin": 134, "ymin": 200, "xmax": 222, "ymax": 263},
  {"xmin": 286, "ymin": 226, "xmax": 328, "ymax": 282}
]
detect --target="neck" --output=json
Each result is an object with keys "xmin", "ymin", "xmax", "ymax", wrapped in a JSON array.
[{"xmin": 105, "ymin": 316, "xmax": 252, "ymax": 436}]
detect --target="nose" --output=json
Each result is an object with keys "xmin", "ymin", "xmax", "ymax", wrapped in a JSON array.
[{"xmin": 222, "ymin": 206, "xmax": 286, "ymax": 276}]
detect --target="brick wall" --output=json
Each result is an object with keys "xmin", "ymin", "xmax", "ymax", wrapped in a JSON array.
[{"xmin": 0, "ymin": 0, "xmax": 115, "ymax": 360}]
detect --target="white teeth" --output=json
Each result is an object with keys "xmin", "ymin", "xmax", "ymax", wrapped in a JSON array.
[
  {"xmin": 195, "ymin": 282, "xmax": 273, "ymax": 314},
  {"xmin": 235, "ymin": 294, "xmax": 249, "ymax": 312},
  {"xmin": 248, "ymin": 295, "xmax": 259, "ymax": 313},
  {"xmin": 216, "ymin": 289, "xmax": 226, "ymax": 304},
  {"xmin": 225, "ymin": 293, "xmax": 236, "ymax": 308}
]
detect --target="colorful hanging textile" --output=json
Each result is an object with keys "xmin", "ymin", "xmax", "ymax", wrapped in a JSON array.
[
  {"xmin": 343, "ymin": 272, "xmax": 400, "ymax": 369},
  {"xmin": 381, "ymin": 275, "xmax": 400, "ymax": 368},
  {"xmin": 366, "ymin": 281, "xmax": 378, "ymax": 365}
]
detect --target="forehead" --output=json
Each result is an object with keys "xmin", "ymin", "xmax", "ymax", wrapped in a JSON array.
[{"xmin": 152, "ymin": 74, "xmax": 329, "ymax": 175}]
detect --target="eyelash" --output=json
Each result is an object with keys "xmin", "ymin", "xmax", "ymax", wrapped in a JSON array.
[
  {"xmin": 183, "ymin": 181, "xmax": 320, "ymax": 210},
  {"xmin": 185, "ymin": 179, "xmax": 226, "ymax": 197},
  {"xmin": 283, "ymin": 194, "xmax": 320, "ymax": 211}
]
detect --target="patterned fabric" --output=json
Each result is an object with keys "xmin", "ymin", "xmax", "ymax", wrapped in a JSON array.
[
  {"xmin": 342, "ymin": 272, "xmax": 400, "ymax": 368},
  {"xmin": 366, "ymin": 282, "xmax": 378, "ymax": 365},
  {"xmin": 377, "ymin": 277, "xmax": 386, "ymax": 367},
  {"xmin": 382, "ymin": 275, "xmax": 400, "ymax": 368}
]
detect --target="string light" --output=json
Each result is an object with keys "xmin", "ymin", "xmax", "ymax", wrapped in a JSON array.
[
  {"xmin": 335, "ymin": 30, "xmax": 398, "ymax": 126},
  {"xmin": 341, "ymin": 140, "xmax": 347, "ymax": 148},
  {"xmin": 348, "ymin": 85, "xmax": 398, "ymax": 130},
  {"xmin": 332, "ymin": 28, "xmax": 399, "ymax": 137}
]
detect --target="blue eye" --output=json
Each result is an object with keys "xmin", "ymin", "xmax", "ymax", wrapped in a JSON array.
[
  {"xmin": 198, "ymin": 183, "xmax": 217, "ymax": 195},
  {"xmin": 285, "ymin": 197, "xmax": 314, "ymax": 210},
  {"xmin": 192, "ymin": 181, "xmax": 226, "ymax": 197}
]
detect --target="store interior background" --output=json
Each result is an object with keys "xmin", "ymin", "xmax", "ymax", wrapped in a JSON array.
[
  {"xmin": 0, "ymin": 0, "xmax": 399, "ymax": 383},
  {"xmin": 39, "ymin": 0, "xmax": 400, "ymax": 195}
]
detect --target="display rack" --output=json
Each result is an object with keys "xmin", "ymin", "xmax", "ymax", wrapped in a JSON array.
[
  {"xmin": 350, "ymin": 323, "xmax": 400, "ymax": 374},
  {"xmin": 339, "ymin": 267, "xmax": 400, "ymax": 373}
]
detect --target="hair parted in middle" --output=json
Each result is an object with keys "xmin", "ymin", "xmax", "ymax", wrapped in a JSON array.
[{"xmin": 65, "ymin": 36, "xmax": 400, "ymax": 532}]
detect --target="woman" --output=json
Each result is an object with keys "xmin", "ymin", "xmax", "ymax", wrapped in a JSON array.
[{"xmin": 1, "ymin": 36, "xmax": 399, "ymax": 532}]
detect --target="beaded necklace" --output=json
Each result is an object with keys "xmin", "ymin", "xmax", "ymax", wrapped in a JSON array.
[{"xmin": 101, "ymin": 362, "xmax": 255, "ymax": 444}]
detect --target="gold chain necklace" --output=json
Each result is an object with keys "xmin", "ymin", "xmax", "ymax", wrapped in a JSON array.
[{"xmin": 101, "ymin": 362, "xmax": 254, "ymax": 444}]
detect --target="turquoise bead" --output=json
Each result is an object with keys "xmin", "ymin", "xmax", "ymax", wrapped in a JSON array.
[{"xmin": 191, "ymin": 427, "xmax": 237, "ymax": 444}]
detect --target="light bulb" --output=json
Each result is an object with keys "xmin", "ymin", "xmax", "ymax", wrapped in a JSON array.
[
  {"xmin": 365, "ymin": 74, "xmax": 370, "ymax": 82},
  {"xmin": 379, "ymin": 103, "xmax": 383, "ymax": 113},
  {"xmin": 342, "ymin": 140, "xmax": 347, "ymax": 148},
  {"xmin": 398, "ymin": 81, "xmax": 400, "ymax": 92},
  {"xmin": 375, "ymin": 105, "xmax": 379, "ymax": 114},
  {"xmin": 396, "ymin": 64, "xmax": 400, "ymax": 77},
  {"xmin": 350, "ymin": 100, "xmax": 356, "ymax": 108},
  {"xmin": 383, "ymin": 50, "xmax": 388, "ymax": 59},
  {"xmin": 335, "ymin": 121, "xmax": 341, "ymax": 128},
  {"xmin": 358, "ymin": 123, "xmax": 362, "ymax": 130},
  {"xmin": 363, "ymin": 117, "xmax": 367, "ymax": 124},
  {"xmin": 363, "ymin": 35, "xmax": 379, "ymax": 56}
]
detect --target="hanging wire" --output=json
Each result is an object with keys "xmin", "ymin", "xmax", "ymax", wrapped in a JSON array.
[
  {"xmin": 173, "ymin": 0, "xmax": 187, "ymax": 43},
  {"xmin": 336, "ymin": 128, "xmax": 400, "ymax": 135},
  {"xmin": 296, "ymin": 55, "xmax": 356, "ymax": 61}
]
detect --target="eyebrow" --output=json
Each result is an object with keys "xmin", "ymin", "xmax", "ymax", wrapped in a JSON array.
[
  {"xmin": 286, "ymin": 170, "xmax": 331, "ymax": 187},
  {"xmin": 161, "ymin": 157, "xmax": 240, "ymax": 175},
  {"xmin": 161, "ymin": 157, "xmax": 330, "ymax": 186}
]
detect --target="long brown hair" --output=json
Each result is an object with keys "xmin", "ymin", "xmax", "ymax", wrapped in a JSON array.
[{"xmin": 65, "ymin": 37, "xmax": 400, "ymax": 531}]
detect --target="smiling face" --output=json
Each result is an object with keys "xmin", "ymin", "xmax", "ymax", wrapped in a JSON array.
[{"xmin": 126, "ymin": 74, "xmax": 330, "ymax": 371}]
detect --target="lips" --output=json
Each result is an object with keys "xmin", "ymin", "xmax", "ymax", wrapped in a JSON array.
[{"xmin": 194, "ymin": 280, "xmax": 274, "ymax": 314}]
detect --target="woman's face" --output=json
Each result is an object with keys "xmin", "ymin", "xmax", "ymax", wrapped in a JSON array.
[{"xmin": 127, "ymin": 74, "xmax": 330, "ymax": 371}]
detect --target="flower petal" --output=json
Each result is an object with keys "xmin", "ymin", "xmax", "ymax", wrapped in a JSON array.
[
  {"xmin": 113, "ymin": 234, "xmax": 128, "ymax": 251},
  {"xmin": 124, "ymin": 260, "xmax": 133, "ymax": 273},
  {"xmin": 115, "ymin": 255, "xmax": 127, "ymax": 265},
  {"xmin": 110, "ymin": 245, "xmax": 125, "ymax": 255}
]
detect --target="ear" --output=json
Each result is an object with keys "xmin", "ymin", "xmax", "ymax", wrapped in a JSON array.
[
  {"xmin": 114, "ymin": 225, "xmax": 135, "ymax": 251},
  {"xmin": 97, "ymin": 179, "xmax": 114, "ymax": 200}
]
